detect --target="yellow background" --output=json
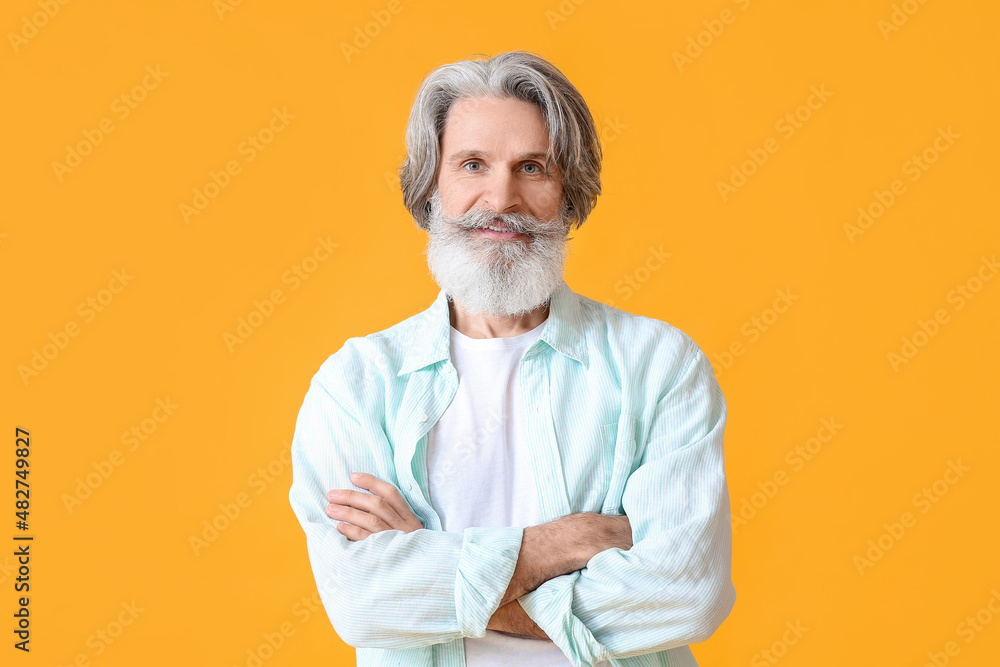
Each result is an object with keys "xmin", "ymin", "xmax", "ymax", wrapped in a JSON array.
[{"xmin": 3, "ymin": 0, "xmax": 998, "ymax": 665}]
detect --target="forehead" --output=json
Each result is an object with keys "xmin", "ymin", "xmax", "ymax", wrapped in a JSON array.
[{"xmin": 441, "ymin": 96, "xmax": 550, "ymax": 156}]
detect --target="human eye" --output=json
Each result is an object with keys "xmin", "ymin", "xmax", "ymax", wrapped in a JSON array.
[
  {"xmin": 522, "ymin": 162, "xmax": 544, "ymax": 175},
  {"xmin": 462, "ymin": 160, "xmax": 482, "ymax": 172}
]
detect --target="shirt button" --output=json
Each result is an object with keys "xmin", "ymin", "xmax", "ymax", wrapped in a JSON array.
[
  {"xmin": 418, "ymin": 413, "xmax": 427, "ymax": 422},
  {"xmin": 407, "ymin": 482, "xmax": 416, "ymax": 491}
]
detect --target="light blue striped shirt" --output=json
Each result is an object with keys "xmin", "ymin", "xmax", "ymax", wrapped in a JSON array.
[{"xmin": 288, "ymin": 279, "xmax": 736, "ymax": 667}]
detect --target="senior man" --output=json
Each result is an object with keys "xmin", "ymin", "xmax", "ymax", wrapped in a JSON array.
[{"xmin": 288, "ymin": 51, "xmax": 735, "ymax": 667}]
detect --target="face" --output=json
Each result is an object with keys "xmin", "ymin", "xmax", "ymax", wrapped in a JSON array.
[
  {"xmin": 424, "ymin": 96, "xmax": 573, "ymax": 318},
  {"xmin": 435, "ymin": 95, "xmax": 566, "ymax": 227}
]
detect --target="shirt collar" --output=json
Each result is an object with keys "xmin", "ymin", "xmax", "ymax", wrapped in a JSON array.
[{"xmin": 397, "ymin": 278, "xmax": 589, "ymax": 376}]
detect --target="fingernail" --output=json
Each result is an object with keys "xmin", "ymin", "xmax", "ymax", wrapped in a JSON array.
[
  {"xmin": 330, "ymin": 490, "xmax": 341, "ymax": 497},
  {"xmin": 350, "ymin": 472, "xmax": 360, "ymax": 479}
]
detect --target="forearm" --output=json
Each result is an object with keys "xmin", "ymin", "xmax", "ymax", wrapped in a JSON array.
[
  {"xmin": 487, "ymin": 600, "xmax": 550, "ymax": 640},
  {"xmin": 493, "ymin": 511, "xmax": 633, "ymax": 625},
  {"xmin": 496, "ymin": 511, "xmax": 623, "ymax": 605},
  {"xmin": 496, "ymin": 520, "xmax": 570, "ymax": 607}
]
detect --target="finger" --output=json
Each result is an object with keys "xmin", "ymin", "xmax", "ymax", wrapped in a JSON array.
[
  {"xmin": 327, "ymin": 502, "xmax": 394, "ymax": 535},
  {"xmin": 349, "ymin": 472, "xmax": 423, "ymax": 528},
  {"xmin": 335, "ymin": 520, "xmax": 371, "ymax": 542},
  {"xmin": 326, "ymin": 488, "xmax": 410, "ymax": 532},
  {"xmin": 341, "ymin": 474, "xmax": 423, "ymax": 530}
]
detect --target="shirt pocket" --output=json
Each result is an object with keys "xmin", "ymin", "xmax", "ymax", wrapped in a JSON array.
[{"xmin": 601, "ymin": 414, "xmax": 639, "ymax": 516}]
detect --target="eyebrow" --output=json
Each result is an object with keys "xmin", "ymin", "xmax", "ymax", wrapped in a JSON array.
[{"xmin": 445, "ymin": 149, "xmax": 549, "ymax": 164}]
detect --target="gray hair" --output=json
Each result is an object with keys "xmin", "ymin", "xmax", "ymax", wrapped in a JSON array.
[{"xmin": 398, "ymin": 51, "xmax": 602, "ymax": 231}]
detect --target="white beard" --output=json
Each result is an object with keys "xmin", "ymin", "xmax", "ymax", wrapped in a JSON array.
[{"xmin": 424, "ymin": 190, "xmax": 571, "ymax": 318}]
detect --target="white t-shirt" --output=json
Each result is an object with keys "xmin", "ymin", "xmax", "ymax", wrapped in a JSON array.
[{"xmin": 426, "ymin": 319, "xmax": 601, "ymax": 666}]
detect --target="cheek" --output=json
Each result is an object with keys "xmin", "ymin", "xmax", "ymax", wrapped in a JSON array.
[
  {"xmin": 440, "ymin": 182, "xmax": 481, "ymax": 214},
  {"xmin": 532, "ymin": 187, "xmax": 563, "ymax": 217}
]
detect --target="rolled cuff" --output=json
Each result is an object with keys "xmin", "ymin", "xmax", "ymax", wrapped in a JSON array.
[
  {"xmin": 517, "ymin": 572, "xmax": 611, "ymax": 667},
  {"xmin": 454, "ymin": 526, "xmax": 525, "ymax": 638}
]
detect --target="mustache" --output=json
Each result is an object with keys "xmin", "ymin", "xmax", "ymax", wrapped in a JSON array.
[{"xmin": 446, "ymin": 206, "xmax": 566, "ymax": 237}]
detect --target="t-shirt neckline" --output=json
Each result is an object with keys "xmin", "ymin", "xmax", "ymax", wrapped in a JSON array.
[{"xmin": 449, "ymin": 318, "xmax": 547, "ymax": 348}]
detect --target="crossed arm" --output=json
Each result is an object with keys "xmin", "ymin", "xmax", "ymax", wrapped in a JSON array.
[
  {"xmin": 290, "ymin": 341, "xmax": 733, "ymax": 662},
  {"xmin": 325, "ymin": 472, "xmax": 633, "ymax": 640}
]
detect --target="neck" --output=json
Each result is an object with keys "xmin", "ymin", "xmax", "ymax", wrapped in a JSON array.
[{"xmin": 448, "ymin": 298, "xmax": 550, "ymax": 339}]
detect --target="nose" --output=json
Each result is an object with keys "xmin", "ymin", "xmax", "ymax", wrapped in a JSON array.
[{"xmin": 483, "ymin": 170, "xmax": 521, "ymax": 215}]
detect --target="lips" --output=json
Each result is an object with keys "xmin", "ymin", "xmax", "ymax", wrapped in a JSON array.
[
  {"xmin": 478, "ymin": 218, "xmax": 525, "ymax": 233},
  {"xmin": 476, "ymin": 220, "xmax": 528, "ymax": 240},
  {"xmin": 478, "ymin": 228, "xmax": 525, "ymax": 238}
]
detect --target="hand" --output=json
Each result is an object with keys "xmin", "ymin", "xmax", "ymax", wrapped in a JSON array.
[{"xmin": 326, "ymin": 472, "xmax": 423, "ymax": 541}]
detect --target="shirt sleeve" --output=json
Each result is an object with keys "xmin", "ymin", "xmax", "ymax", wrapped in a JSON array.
[
  {"xmin": 516, "ymin": 342, "xmax": 736, "ymax": 666},
  {"xmin": 288, "ymin": 349, "xmax": 525, "ymax": 649}
]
